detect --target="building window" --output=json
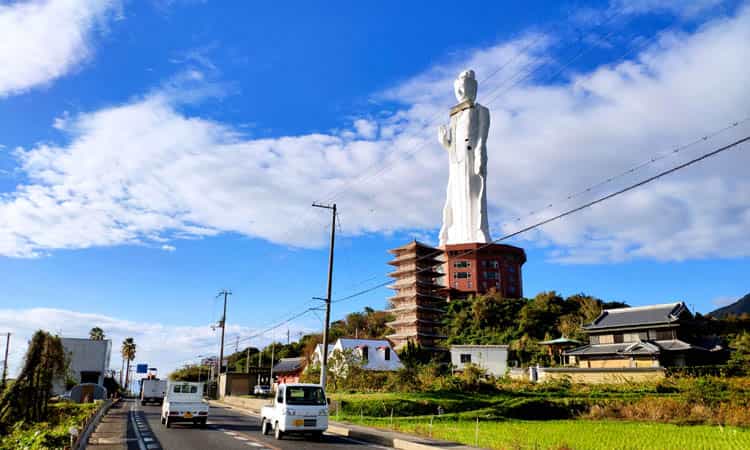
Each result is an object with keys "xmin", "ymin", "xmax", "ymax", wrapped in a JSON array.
[
  {"xmin": 649, "ymin": 329, "xmax": 673, "ymax": 340},
  {"xmin": 623, "ymin": 332, "xmax": 646, "ymax": 342},
  {"xmin": 481, "ymin": 282, "xmax": 487, "ymax": 290},
  {"xmin": 467, "ymin": 281, "xmax": 472, "ymax": 288},
  {"xmin": 508, "ymin": 265, "xmax": 517, "ymax": 274},
  {"xmin": 361, "ymin": 346, "xmax": 369, "ymax": 361},
  {"xmin": 460, "ymin": 354, "xmax": 472, "ymax": 363},
  {"xmin": 508, "ymin": 285, "xmax": 516, "ymax": 294},
  {"xmin": 484, "ymin": 271, "xmax": 499, "ymax": 279},
  {"xmin": 454, "ymin": 272, "xmax": 471, "ymax": 279},
  {"xmin": 384, "ymin": 348, "xmax": 391, "ymax": 361},
  {"xmin": 490, "ymin": 261, "xmax": 499, "ymax": 269},
  {"xmin": 613, "ymin": 334, "xmax": 624, "ymax": 344},
  {"xmin": 597, "ymin": 334, "xmax": 614, "ymax": 344},
  {"xmin": 480, "ymin": 260, "xmax": 487, "ymax": 268},
  {"xmin": 454, "ymin": 261, "xmax": 470, "ymax": 268},
  {"xmin": 495, "ymin": 281, "xmax": 501, "ymax": 289}
]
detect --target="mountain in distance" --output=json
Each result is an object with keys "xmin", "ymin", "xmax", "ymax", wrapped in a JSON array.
[{"xmin": 709, "ymin": 293, "xmax": 750, "ymax": 318}]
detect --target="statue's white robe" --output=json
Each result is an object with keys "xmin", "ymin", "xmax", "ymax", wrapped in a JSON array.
[{"xmin": 439, "ymin": 102, "xmax": 491, "ymax": 247}]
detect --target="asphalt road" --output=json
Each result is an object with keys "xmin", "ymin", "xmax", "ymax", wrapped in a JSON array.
[{"xmin": 128, "ymin": 400, "xmax": 392, "ymax": 450}]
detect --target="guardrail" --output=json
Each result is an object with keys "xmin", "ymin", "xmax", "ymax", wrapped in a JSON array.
[{"xmin": 72, "ymin": 398, "xmax": 116, "ymax": 450}]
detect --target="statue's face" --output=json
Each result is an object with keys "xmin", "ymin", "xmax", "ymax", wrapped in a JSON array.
[{"xmin": 454, "ymin": 75, "xmax": 477, "ymax": 103}]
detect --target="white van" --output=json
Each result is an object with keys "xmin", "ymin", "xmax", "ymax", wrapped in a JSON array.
[
  {"xmin": 161, "ymin": 381, "xmax": 209, "ymax": 428},
  {"xmin": 260, "ymin": 383, "xmax": 329, "ymax": 440},
  {"xmin": 140, "ymin": 379, "xmax": 167, "ymax": 405}
]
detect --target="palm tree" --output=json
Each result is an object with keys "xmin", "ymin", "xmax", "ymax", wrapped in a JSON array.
[
  {"xmin": 89, "ymin": 327, "xmax": 105, "ymax": 340},
  {"xmin": 121, "ymin": 337, "xmax": 137, "ymax": 391}
]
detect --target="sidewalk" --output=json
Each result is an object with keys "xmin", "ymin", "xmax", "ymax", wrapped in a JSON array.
[
  {"xmin": 86, "ymin": 399, "xmax": 137, "ymax": 450},
  {"xmin": 212, "ymin": 397, "xmax": 481, "ymax": 450}
]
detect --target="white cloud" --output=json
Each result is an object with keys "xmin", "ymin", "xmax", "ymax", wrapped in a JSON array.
[
  {"xmin": 1, "ymin": 5, "xmax": 749, "ymax": 263},
  {"xmin": 0, "ymin": 307, "xmax": 310, "ymax": 379},
  {"xmin": 160, "ymin": 244, "xmax": 176, "ymax": 252},
  {"xmin": 0, "ymin": 0, "xmax": 120, "ymax": 97}
]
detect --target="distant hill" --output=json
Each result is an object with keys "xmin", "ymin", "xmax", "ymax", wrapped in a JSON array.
[{"xmin": 709, "ymin": 293, "xmax": 750, "ymax": 318}]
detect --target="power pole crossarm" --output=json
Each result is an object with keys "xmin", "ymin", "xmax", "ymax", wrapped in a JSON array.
[{"xmin": 312, "ymin": 202, "xmax": 336, "ymax": 389}]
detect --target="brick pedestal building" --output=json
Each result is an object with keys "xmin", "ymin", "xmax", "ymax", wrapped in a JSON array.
[
  {"xmin": 442, "ymin": 243, "xmax": 526, "ymax": 300},
  {"xmin": 384, "ymin": 241, "xmax": 527, "ymax": 351}
]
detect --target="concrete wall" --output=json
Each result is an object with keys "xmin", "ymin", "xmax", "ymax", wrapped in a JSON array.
[
  {"xmin": 219, "ymin": 373, "xmax": 254, "ymax": 398},
  {"xmin": 220, "ymin": 395, "xmax": 271, "ymax": 412},
  {"xmin": 538, "ymin": 367, "xmax": 665, "ymax": 384},
  {"xmin": 54, "ymin": 338, "xmax": 112, "ymax": 395},
  {"xmin": 450, "ymin": 345, "xmax": 508, "ymax": 376}
]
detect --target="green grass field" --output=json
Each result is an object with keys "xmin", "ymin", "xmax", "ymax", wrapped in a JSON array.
[{"xmin": 340, "ymin": 416, "xmax": 750, "ymax": 449}]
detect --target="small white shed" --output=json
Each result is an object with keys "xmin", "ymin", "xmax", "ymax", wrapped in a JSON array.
[{"xmin": 450, "ymin": 345, "xmax": 508, "ymax": 377}]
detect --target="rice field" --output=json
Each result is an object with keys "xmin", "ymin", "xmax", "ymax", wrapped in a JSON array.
[{"xmin": 342, "ymin": 416, "xmax": 750, "ymax": 449}]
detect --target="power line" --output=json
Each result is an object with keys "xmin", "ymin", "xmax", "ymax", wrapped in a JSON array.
[
  {"xmin": 328, "ymin": 134, "xmax": 750, "ymax": 306},
  {"xmin": 328, "ymin": 120, "xmax": 749, "ymax": 303},
  {"xmin": 499, "ymin": 118, "xmax": 750, "ymax": 228}
]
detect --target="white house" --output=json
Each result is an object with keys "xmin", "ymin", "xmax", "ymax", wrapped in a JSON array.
[
  {"xmin": 53, "ymin": 338, "xmax": 112, "ymax": 395},
  {"xmin": 312, "ymin": 339, "xmax": 403, "ymax": 372},
  {"xmin": 311, "ymin": 344, "xmax": 335, "ymax": 367},
  {"xmin": 450, "ymin": 345, "xmax": 508, "ymax": 377}
]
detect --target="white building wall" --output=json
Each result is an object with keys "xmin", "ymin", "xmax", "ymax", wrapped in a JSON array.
[
  {"xmin": 450, "ymin": 345, "xmax": 508, "ymax": 377},
  {"xmin": 53, "ymin": 338, "xmax": 112, "ymax": 395}
]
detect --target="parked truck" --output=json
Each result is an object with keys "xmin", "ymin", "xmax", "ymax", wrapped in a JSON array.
[
  {"xmin": 260, "ymin": 383, "xmax": 329, "ymax": 440},
  {"xmin": 161, "ymin": 381, "xmax": 209, "ymax": 428},
  {"xmin": 140, "ymin": 378, "xmax": 167, "ymax": 405}
]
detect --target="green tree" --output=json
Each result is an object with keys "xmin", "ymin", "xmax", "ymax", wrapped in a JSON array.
[
  {"xmin": 121, "ymin": 338, "xmax": 136, "ymax": 390},
  {"xmin": 89, "ymin": 327, "xmax": 105, "ymax": 340},
  {"xmin": 0, "ymin": 330, "xmax": 67, "ymax": 431},
  {"xmin": 727, "ymin": 331, "xmax": 750, "ymax": 375}
]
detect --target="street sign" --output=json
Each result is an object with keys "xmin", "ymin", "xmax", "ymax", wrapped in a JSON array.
[{"xmin": 136, "ymin": 364, "xmax": 148, "ymax": 374}]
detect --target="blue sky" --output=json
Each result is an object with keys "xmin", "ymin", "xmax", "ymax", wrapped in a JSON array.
[{"xmin": 1, "ymin": 0, "xmax": 749, "ymax": 375}]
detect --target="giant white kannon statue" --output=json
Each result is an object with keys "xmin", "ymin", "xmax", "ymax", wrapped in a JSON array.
[{"xmin": 438, "ymin": 69, "xmax": 491, "ymax": 247}]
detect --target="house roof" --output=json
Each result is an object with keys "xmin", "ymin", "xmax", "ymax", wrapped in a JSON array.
[
  {"xmin": 565, "ymin": 339, "xmax": 701, "ymax": 356},
  {"xmin": 539, "ymin": 337, "xmax": 582, "ymax": 346},
  {"xmin": 584, "ymin": 302, "xmax": 690, "ymax": 331},
  {"xmin": 272, "ymin": 357, "xmax": 305, "ymax": 374},
  {"xmin": 337, "ymin": 338, "xmax": 393, "ymax": 349}
]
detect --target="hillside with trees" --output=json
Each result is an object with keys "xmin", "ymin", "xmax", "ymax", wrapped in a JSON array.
[
  {"xmin": 442, "ymin": 291, "xmax": 628, "ymax": 365},
  {"xmin": 709, "ymin": 293, "xmax": 750, "ymax": 319}
]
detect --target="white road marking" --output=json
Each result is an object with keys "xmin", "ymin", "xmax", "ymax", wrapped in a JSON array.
[
  {"xmin": 234, "ymin": 436, "xmax": 249, "ymax": 441},
  {"xmin": 147, "ymin": 445, "xmax": 160, "ymax": 449},
  {"xmin": 129, "ymin": 402, "xmax": 148, "ymax": 450},
  {"xmin": 247, "ymin": 443, "xmax": 263, "ymax": 448},
  {"xmin": 225, "ymin": 431, "xmax": 238, "ymax": 436}
]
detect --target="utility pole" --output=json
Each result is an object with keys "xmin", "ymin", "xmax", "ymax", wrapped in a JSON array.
[
  {"xmin": 246, "ymin": 346, "xmax": 251, "ymax": 374},
  {"xmin": 1, "ymin": 333, "xmax": 10, "ymax": 389},
  {"xmin": 287, "ymin": 329, "xmax": 290, "ymax": 345},
  {"xmin": 269, "ymin": 340, "xmax": 275, "ymax": 386},
  {"xmin": 312, "ymin": 202, "xmax": 336, "ymax": 388},
  {"xmin": 216, "ymin": 289, "xmax": 232, "ymax": 380}
]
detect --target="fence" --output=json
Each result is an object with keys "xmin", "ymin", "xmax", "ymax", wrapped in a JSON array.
[{"xmin": 72, "ymin": 398, "xmax": 115, "ymax": 449}]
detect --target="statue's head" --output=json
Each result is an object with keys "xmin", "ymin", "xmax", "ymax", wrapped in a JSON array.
[{"xmin": 453, "ymin": 70, "xmax": 477, "ymax": 103}]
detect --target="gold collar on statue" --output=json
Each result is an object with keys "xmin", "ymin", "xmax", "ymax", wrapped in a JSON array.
[{"xmin": 449, "ymin": 100, "xmax": 474, "ymax": 117}]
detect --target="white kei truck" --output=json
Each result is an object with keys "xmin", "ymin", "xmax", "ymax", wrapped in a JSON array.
[
  {"xmin": 140, "ymin": 379, "xmax": 167, "ymax": 405},
  {"xmin": 160, "ymin": 381, "xmax": 210, "ymax": 428},
  {"xmin": 260, "ymin": 383, "xmax": 329, "ymax": 440}
]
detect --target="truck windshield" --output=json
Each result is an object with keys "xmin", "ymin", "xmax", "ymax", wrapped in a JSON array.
[{"xmin": 285, "ymin": 386, "xmax": 326, "ymax": 405}]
